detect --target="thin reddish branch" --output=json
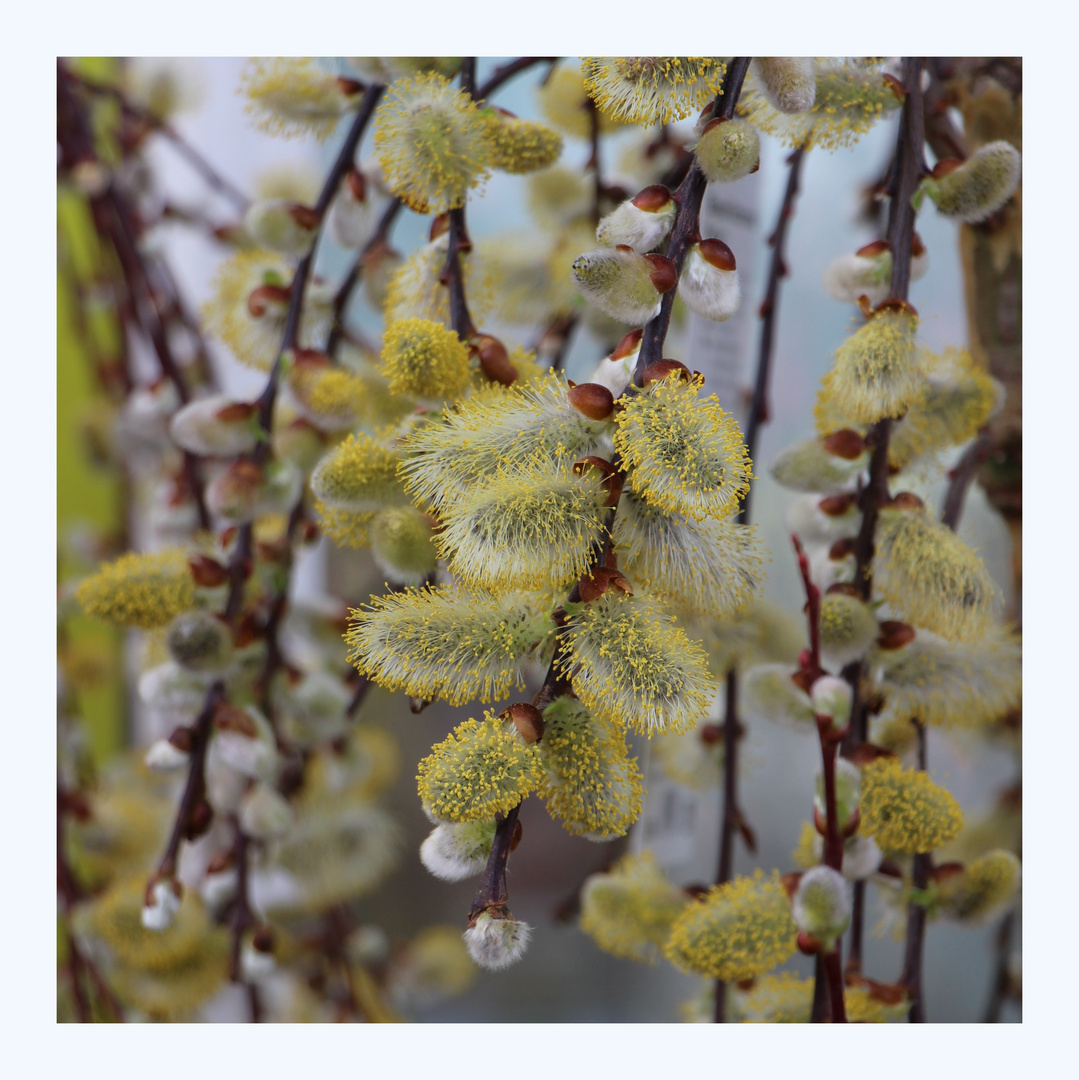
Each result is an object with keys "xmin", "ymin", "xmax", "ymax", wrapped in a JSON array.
[{"xmin": 474, "ymin": 57, "xmax": 556, "ymax": 102}]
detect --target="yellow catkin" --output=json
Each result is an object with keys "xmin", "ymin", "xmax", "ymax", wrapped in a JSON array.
[
  {"xmin": 435, "ymin": 457, "xmax": 610, "ymax": 592},
  {"xmin": 346, "ymin": 585, "xmax": 553, "ymax": 705},
  {"xmin": 937, "ymin": 850, "xmax": 1020, "ymax": 922},
  {"xmin": 738, "ymin": 59, "xmax": 900, "ymax": 151},
  {"xmin": 240, "ymin": 58, "xmax": 348, "ymax": 141},
  {"xmin": 615, "ymin": 375, "xmax": 752, "ymax": 522},
  {"xmin": 417, "ymin": 714, "xmax": 544, "ymax": 823},
  {"xmin": 538, "ymin": 696, "xmax": 643, "ymax": 838},
  {"xmin": 874, "ymin": 505, "xmax": 998, "ymax": 642},
  {"xmin": 77, "ymin": 549, "xmax": 196, "ymax": 629},
  {"xmin": 559, "ymin": 591, "xmax": 714, "ymax": 736},
  {"xmin": 664, "ymin": 870, "xmax": 798, "ymax": 981},
  {"xmin": 313, "ymin": 498, "xmax": 376, "ymax": 549},
  {"xmin": 859, "ymin": 758, "xmax": 963, "ymax": 854},
  {"xmin": 536, "ymin": 62, "xmax": 629, "ymax": 138},
  {"xmin": 582, "ymin": 57, "xmax": 728, "ymax": 126},
  {"xmin": 821, "ymin": 309, "xmax": 924, "ymax": 425},
  {"xmin": 481, "ymin": 109, "xmax": 563, "ymax": 173},
  {"xmin": 373, "ymin": 73, "xmax": 490, "ymax": 214},
  {"xmin": 875, "ymin": 624, "xmax": 1021, "ymax": 728},
  {"xmin": 579, "ymin": 852, "xmax": 690, "ymax": 964},
  {"xmin": 399, "ymin": 373, "xmax": 607, "ymax": 511},
  {"xmin": 380, "ymin": 318, "xmax": 472, "ymax": 401},
  {"xmin": 311, "ymin": 432, "xmax": 405, "ymax": 512}
]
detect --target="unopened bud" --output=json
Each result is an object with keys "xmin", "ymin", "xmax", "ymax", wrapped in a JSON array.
[
  {"xmin": 695, "ymin": 117, "xmax": 761, "ymax": 183},
  {"xmin": 876, "ymin": 620, "xmax": 916, "ymax": 650},
  {"xmin": 142, "ymin": 876, "xmax": 183, "ymax": 931},
  {"xmin": 246, "ymin": 283, "xmax": 290, "ymax": 318},
  {"xmin": 638, "ymin": 359, "xmax": 692, "ymax": 386},
  {"xmin": 753, "ymin": 57, "xmax": 816, "ymax": 114},
  {"xmin": 567, "ymin": 382, "xmax": 616, "ymax": 421},
  {"xmin": 145, "ymin": 734, "xmax": 191, "ymax": 772},
  {"xmin": 463, "ymin": 908, "xmax": 532, "ymax": 971},
  {"xmin": 810, "ymin": 675, "xmax": 852, "ymax": 732},
  {"xmin": 792, "ymin": 866, "xmax": 852, "ymax": 950},
  {"xmin": 822, "ymin": 430, "xmax": 866, "ymax": 460},
  {"xmin": 678, "ymin": 240, "xmax": 740, "ymax": 322},
  {"xmin": 571, "ymin": 248, "xmax": 665, "ymax": 325},
  {"xmin": 244, "ymin": 199, "xmax": 318, "ymax": 257},
  {"xmin": 184, "ymin": 798, "xmax": 214, "ymax": 841},
  {"xmin": 167, "ymin": 611, "xmax": 234, "ymax": 673},
  {"xmin": 170, "ymin": 395, "xmax": 259, "ymax": 458},
  {"xmin": 188, "ymin": 554, "xmax": 230, "ymax": 588},
  {"xmin": 503, "ymin": 703, "xmax": 545, "ymax": 744},
  {"xmin": 596, "ymin": 187, "xmax": 676, "ymax": 253},
  {"xmin": 239, "ymin": 782, "xmax": 293, "ymax": 840},
  {"xmin": 473, "ymin": 334, "xmax": 518, "ymax": 386},
  {"xmin": 923, "ymin": 141, "xmax": 1021, "ymax": 224}
]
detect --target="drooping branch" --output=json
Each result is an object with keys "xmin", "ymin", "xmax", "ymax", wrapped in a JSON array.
[{"xmin": 634, "ymin": 57, "xmax": 750, "ymax": 384}]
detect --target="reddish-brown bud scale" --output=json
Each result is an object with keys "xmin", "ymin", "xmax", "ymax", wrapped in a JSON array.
[
  {"xmin": 639, "ymin": 359, "xmax": 692, "ymax": 386},
  {"xmin": 819, "ymin": 494, "xmax": 858, "ymax": 517},
  {"xmin": 246, "ymin": 283, "xmax": 290, "ymax": 317},
  {"xmin": 822, "ymin": 429, "xmax": 866, "ymax": 460},
  {"xmin": 287, "ymin": 204, "xmax": 320, "ymax": 230},
  {"xmin": 829, "ymin": 538, "xmax": 856, "ymax": 560},
  {"xmin": 797, "ymin": 931, "xmax": 824, "ymax": 956},
  {"xmin": 856, "ymin": 294, "xmax": 875, "ymax": 320},
  {"xmin": 780, "ymin": 872, "xmax": 803, "ymax": 900},
  {"xmin": 214, "ymin": 401, "xmax": 258, "ymax": 423},
  {"xmin": 931, "ymin": 862, "xmax": 965, "ymax": 883},
  {"xmin": 567, "ymin": 382, "xmax": 616, "ymax": 420},
  {"xmin": 631, "ymin": 184, "xmax": 673, "ymax": 212},
  {"xmin": 698, "ymin": 238, "xmax": 737, "ymax": 271},
  {"xmin": 252, "ymin": 925, "xmax": 276, "ymax": 953},
  {"xmin": 184, "ymin": 799, "xmax": 214, "ymax": 841},
  {"xmin": 699, "ymin": 723, "xmax": 723, "ymax": 746},
  {"xmin": 503, "ymin": 702, "xmax": 545, "ymax": 744},
  {"xmin": 700, "ymin": 115, "xmax": 728, "ymax": 136},
  {"xmin": 911, "ymin": 232, "xmax": 926, "ymax": 257},
  {"xmin": 509, "ymin": 818, "xmax": 524, "ymax": 852},
  {"xmin": 473, "ymin": 335, "xmax": 518, "ymax": 386},
  {"xmin": 825, "ymin": 582, "xmax": 862, "ymax": 598},
  {"xmin": 882, "ymin": 73, "xmax": 907, "ymax": 102},
  {"xmin": 579, "ymin": 567, "xmax": 612, "ymax": 602},
  {"xmin": 931, "ymin": 158, "xmax": 963, "ymax": 179},
  {"xmin": 876, "ymin": 620, "xmax": 916, "ymax": 650},
  {"xmin": 848, "ymin": 744, "xmax": 897, "ymax": 768},
  {"xmin": 873, "ymin": 297, "xmax": 918, "ymax": 318},
  {"xmin": 573, "ymin": 456, "xmax": 622, "ymax": 506},
  {"xmin": 336, "ymin": 77, "xmax": 365, "ymax": 96},
  {"xmin": 429, "ymin": 212, "xmax": 451, "ymax": 242},
  {"xmin": 813, "ymin": 805, "xmax": 828, "ymax": 837},
  {"xmin": 643, "ymin": 253, "xmax": 678, "ymax": 293},
  {"xmin": 189, "ymin": 555, "xmax": 229, "ymax": 588},
  {"xmin": 292, "ymin": 347, "xmax": 332, "ymax": 370},
  {"xmin": 346, "ymin": 169, "xmax": 367, "ymax": 203},
  {"xmin": 856, "ymin": 239, "xmax": 892, "ymax": 259},
  {"xmin": 841, "ymin": 807, "xmax": 861, "ymax": 839},
  {"xmin": 611, "ymin": 328, "xmax": 644, "ymax": 361},
  {"xmin": 168, "ymin": 726, "xmax": 195, "ymax": 753},
  {"xmin": 214, "ymin": 703, "xmax": 258, "ymax": 737},
  {"xmin": 886, "ymin": 491, "xmax": 925, "ymax": 511}
]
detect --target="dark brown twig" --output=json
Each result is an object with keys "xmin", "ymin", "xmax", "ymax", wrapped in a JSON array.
[
  {"xmin": 634, "ymin": 58, "xmax": 750, "ymax": 384},
  {"xmin": 474, "ymin": 57, "xmax": 555, "ymax": 102}
]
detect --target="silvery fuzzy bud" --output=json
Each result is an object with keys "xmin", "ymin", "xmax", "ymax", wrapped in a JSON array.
[
  {"xmin": 463, "ymin": 908, "xmax": 532, "ymax": 971},
  {"xmin": 244, "ymin": 198, "xmax": 319, "ymax": 257},
  {"xmin": 678, "ymin": 240, "xmax": 740, "ymax": 322},
  {"xmin": 596, "ymin": 186, "xmax": 676, "ymax": 254},
  {"xmin": 346, "ymin": 925, "xmax": 390, "ymax": 965},
  {"xmin": 822, "ymin": 239, "xmax": 929, "ymax": 306},
  {"xmin": 327, "ymin": 170, "xmax": 373, "ymax": 249},
  {"xmin": 571, "ymin": 247, "xmax": 674, "ymax": 325},
  {"xmin": 752, "ymin": 57, "xmax": 816, "ymax": 114},
  {"xmin": 588, "ymin": 329, "xmax": 643, "ymax": 397},
  {"xmin": 240, "ymin": 927, "xmax": 277, "ymax": 982},
  {"xmin": 420, "ymin": 820, "xmax": 497, "ymax": 882},
  {"xmin": 810, "ymin": 675, "xmax": 853, "ymax": 732},
  {"xmin": 138, "ymin": 661, "xmax": 207, "ymax": 716},
  {"xmin": 841, "ymin": 833, "xmax": 882, "ymax": 881},
  {"xmin": 166, "ymin": 611, "xmax": 234, "ymax": 674},
  {"xmin": 239, "ymin": 783, "xmax": 293, "ymax": 840},
  {"xmin": 144, "ymin": 735, "xmax": 191, "ymax": 773},
  {"xmin": 694, "ymin": 117, "xmax": 760, "ymax": 183},
  {"xmin": 169, "ymin": 395, "xmax": 260, "ymax": 458},
  {"xmin": 141, "ymin": 877, "xmax": 183, "ymax": 931},
  {"xmin": 792, "ymin": 866, "xmax": 851, "ymax": 949},
  {"xmin": 206, "ymin": 459, "xmax": 303, "ymax": 525},
  {"xmin": 743, "ymin": 664, "xmax": 816, "ymax": 727},
  {"xmin": 116, "ymin": 381, "xmax": 181, "ymax": 458},
  {"xmin": 199, "ymin": 862, "xmax": 239, "ymax": 913},
  {"xmin": 212, "ymin": 705, "xmax": 278, "ymax": 782}
]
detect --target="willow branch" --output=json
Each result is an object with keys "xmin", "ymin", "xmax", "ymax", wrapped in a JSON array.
[
  {"xmin": 474, "ymin": 57, "xmax": 555, "ymax": 102},
  {"xmin": 634, "ymin": 57, "xmax": 750, "ymax": 383}
]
